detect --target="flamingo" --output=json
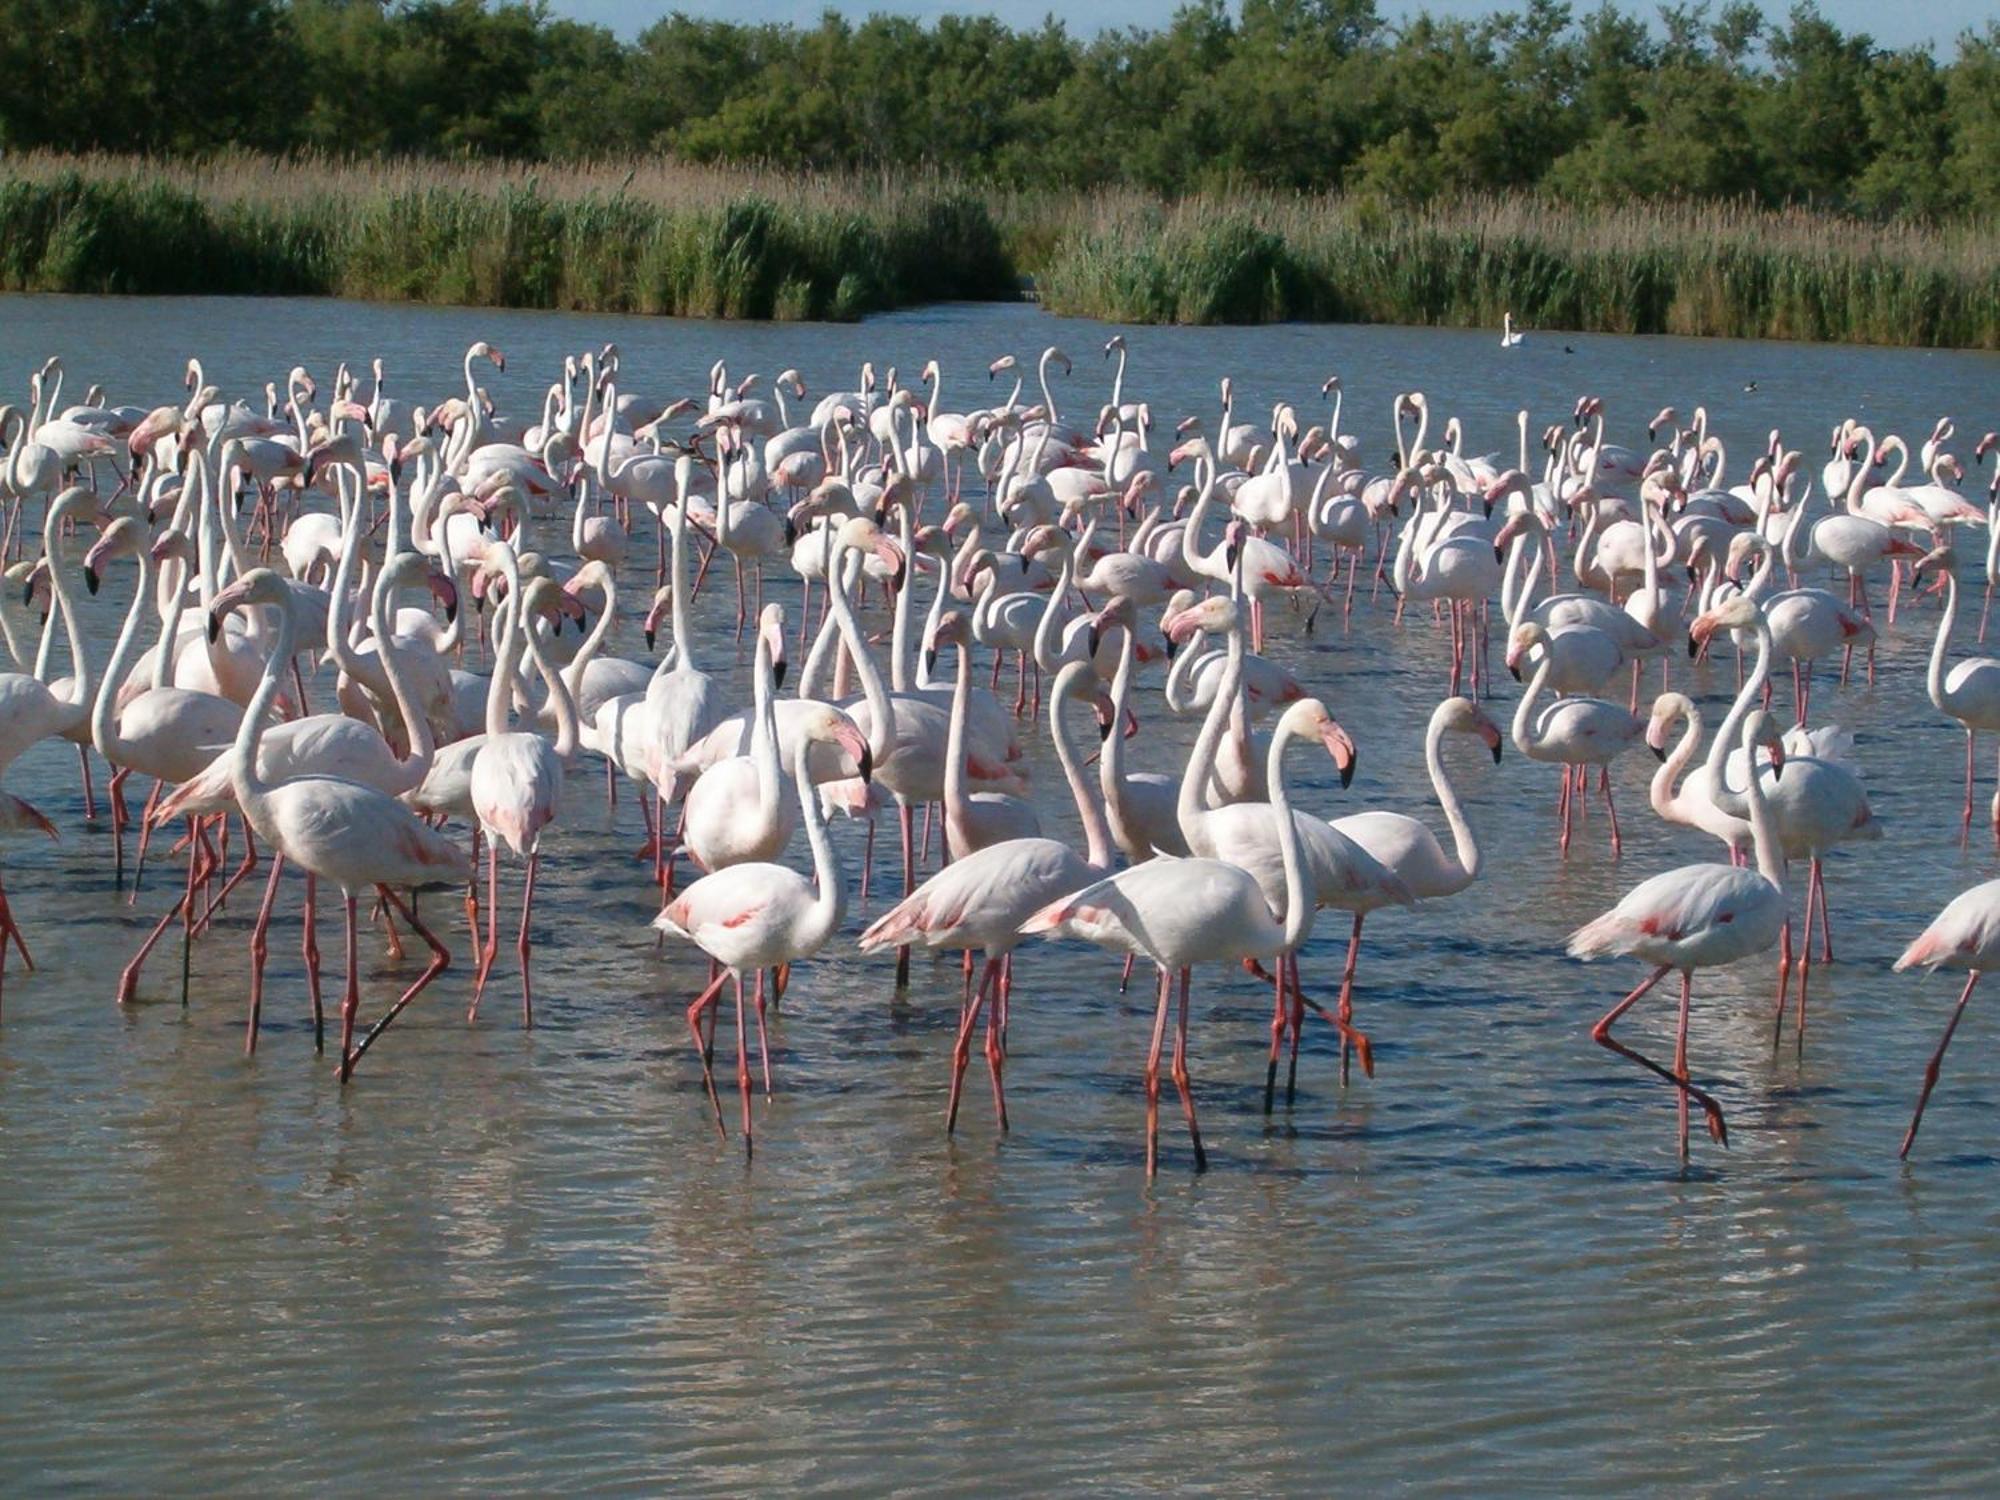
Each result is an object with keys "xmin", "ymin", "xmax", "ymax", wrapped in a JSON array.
[
  {"xmin": 1567, "ymin": 709, "xmax": 1788, "ymax": 1161},
  {"xmin": 1894, "ymin": 878, "xmax": 2000, "ymax": 1158},
  {"xmin": 859, "ymin": 659, "xmax": 1113, "ymax": 1134},
  {"xmin": 656, "ymin": 731, "xmax": 858, "ymax": 1157},
  {"xmin": 1021, "ymin": 698, "xmax": 1346, "ymax": 1175},
  {"xmin": 207, "ymin": 568, "xmax": 469, "ymax": 1080},
  {"xmin": 1912, "ymin": 546, "xmax": 2000, "ymax": 835},
  {"xmin": 1508, "ymin": 621, "xmax": 1650, "ymax": 856},
  {"xmin": 468, "ymin": 555, "xmax": 579, "ymax": 1025}
]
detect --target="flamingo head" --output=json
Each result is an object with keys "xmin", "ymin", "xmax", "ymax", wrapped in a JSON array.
[
  {"xmin": 1282, "ymin": 698, "xmax": 1357, "ymax": 789},
  {"xmin": 1441, "ymin": 696, "xmax": 1504, "ymax": 763},
  {"xmin": 1163, "ymin": 593, "xmax": 1234, "ymax": 648},
  {"xmin": 208, "ymin": 567, "xmax": 288, "ymax": 642},
  {"xmin": 1688, "ymin": 595, "xmax": 1760, "ymax": 655},
  {"xmin": 1646, "ymin": 406, "xmax": 1677, "ymax": 442},
  {"xmin": 1722, "ymin": 531, "xmax": 1762, "ymax": 584},
  {"xmin": 987, "ymin": 354, "xmax": 1016, "ymax": 381},
  {"xmin": 640, "ymin": 586, "xmax": 675, "ymax": 653},
  {"xmin": 1744, "ymin": 709, "xmax": 1785, "ymax": 779},
  {"xmin": 1975, "ymin": 431, "xmax": 1997, "ymax": 462},
  {"xmin": 839, "ymin": 515, "xmax": 905, "ymax": 590},
  {"xmin": 806, "ymin": 704, "xmax": 871, "ymax": 783},
  {"xmin": 1086, "ymin": 594, "xmax": 1137, "ymax": 659},
  {"xmin": 1645, "ymin": 691, "xmax": 1694, "ymax": 759},
  {"xmin": 471, "ymin": 341, "xmax": 505, "ymax": 373},
  {"xmin": 1504, "ymin": 621, "xmax": 1547, "ymax": 680},
  {"xmin": 1912, "ymin": 543, "xmax": 1956, "ymax": 580},
  {"xmin": 924, "ymin": 608, "xmax": 971, "ymax": 675}
]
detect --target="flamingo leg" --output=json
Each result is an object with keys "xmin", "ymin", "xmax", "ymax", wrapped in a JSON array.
[
  {"xmin": 894, "ymin": 799, "xmax": 915, "ymax": 989},
  {"xmin": 1590, "ymin": 964, "xmax": 1728, "ymax": 1151},
  {"xmin": 1171, "ymin": 966, "xmax": 1205, "ymax": 1170},
  {"xmin": 470, "ymin": 839, "xmax": 500, "ymax": 1019},
  {"xmin": 517, "ymin": 848, "xmax": 538, "ymax": 1028},
  {"xmin": 1263, "ymin": 958, "xmax": 1287, "ymax": 1114},
  {"xmin": 1674, "ymin": 969, "xmax": 1692, "ymax": 1161},
  {"xmin": 1814, "ymin": 857, "xmax": 1834, "ymax": 960},
  {"xmin": 1119, "ymin": 952, "xmax": 1135, "ymax": 993},
  {"xmin": 753, "ymin": 966, "xmax": 772, "ymax": 1098},
  {"xmin": 77, "ymin": 744, "xmax": 95, "ymax": 820},
  {"xmin": 984, "ymin": 957, "xmax": 1009, "ymax": 1133},
  {"xmin": 1329, "ymin": 912, "xmax": 1371, "ymax": 1090},
  {"xmin": 946, "ymin": 955, "xmax": 1000, "ymax": 1134},
  {"xmin": 684, "ymin": 967, "xmax": 730, "ymax": 1135},
  {"xmin": 129, "ymin": 779, "xmax": 162, "ymax": 903},
  {"xmin": 1600, "ymin": 766, "xmax": 1622, "ymax": 856},
  {"xmin": 1775, "ymin": 915, "xmax": 1794, "ymax": 1026},
  {"xmin": 1966, "ymin": 730, "xmax": 1977, "ymax": 836},
  {"xmin": 244, "ymin": 851, "xmax": 285, "ymax": 1054},
  {"xmin": 335, "ymin": 889, "xmax": 361, "ymax": 1082},
  {"xmin": 300, "ymin": 873, "xmax": 323, "ymax": 1050},
  {"xmin": 346, "ymin": 886, "xmax": 454, "ymax": 1074},
  {"xmin": 732, "ymin": 969, "xmax": 753, "ymax": 1157},
  {"xmin": 1144, "ymin": 965, "xmax": 1172, "ymax": 1178},
  {"xmin": 109, "ymin": 765, "xmax": 129, "ymax": 889},
  {"xmin": 1901, "ymin": 971, "xmax": 1979, "ymax": 1159}
]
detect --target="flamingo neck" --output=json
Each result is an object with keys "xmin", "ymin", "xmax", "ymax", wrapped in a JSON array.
[{"xmin": 1428, "ymin": 711, "xmax": 1480, "ymax": 887}]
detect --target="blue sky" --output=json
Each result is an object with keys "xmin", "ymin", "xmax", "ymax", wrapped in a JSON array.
[{"xmin": 547, "ymin": 0, "xmax": 1995, "ymax": 49}]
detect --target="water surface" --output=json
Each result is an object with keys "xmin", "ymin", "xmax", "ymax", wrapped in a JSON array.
[{"xmin": 1, "ymin": 295, "xmax": 1998, "ymax": 1492}]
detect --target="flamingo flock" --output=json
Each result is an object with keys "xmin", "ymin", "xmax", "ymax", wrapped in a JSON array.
[{"xmin": 0, "ymin": 341, "xmax": 1996, "ymax": 1174}]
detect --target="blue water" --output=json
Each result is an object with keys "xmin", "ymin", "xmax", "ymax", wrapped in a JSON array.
[{"xmin": 0, "ymin": 294, "xmax": 1996, "ymax": 1491}]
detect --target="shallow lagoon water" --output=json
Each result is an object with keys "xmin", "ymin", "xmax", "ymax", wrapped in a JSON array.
[{"xmin": 2, "ymin": 295, "xmax": 2000, "ymax": 1490}]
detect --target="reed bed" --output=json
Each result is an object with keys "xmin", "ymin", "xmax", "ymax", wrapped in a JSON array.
[
  {"xmin": 1034, "ymin": 192, "xmax": 2000, "ymax": 348},
  {"xmin": 0, "ymin": 153, "xmax": 1995, "ymax": 346}
]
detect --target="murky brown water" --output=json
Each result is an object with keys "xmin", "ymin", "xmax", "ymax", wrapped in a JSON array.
[{"xmin": 2, "ymin": 295, "xmax": 1998, "ymax": 1491}]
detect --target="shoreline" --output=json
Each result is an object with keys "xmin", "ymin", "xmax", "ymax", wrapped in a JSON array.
[{"xmin": 3, "ymin": 154, "xmax": 1995, "ymax": 349}]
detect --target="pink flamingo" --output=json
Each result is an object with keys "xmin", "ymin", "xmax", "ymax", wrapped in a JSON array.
[
  {"xmin": 469, "ymin": 553, "xmax": 579, "ymax": 1026},
  {"xmin": 859, "ymin": 659, "xmax": 1112, "ymax": 1135},
  {"xmin": 208, "ymin": 568, "xmax": 470, "ymax": 1080},
  {"xmin": 1567, "ymin": 710, "xmax": 1789, "ymax": 1161},
  {"xmin": 1893, "ymin": 877, "xmax": 2000, "ymax": 1158},
  {"xmin": 656, "ymin": 728, "xmax": 859, "ymax": 1157},
  {"xmin": 1021, "ymin": 698, "xmax": 1342, "ymax": 1175}
]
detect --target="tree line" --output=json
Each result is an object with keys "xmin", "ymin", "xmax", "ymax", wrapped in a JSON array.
[{"xmin": 3, "ymin": 0, "xmax": 1997, "ymax": 216}]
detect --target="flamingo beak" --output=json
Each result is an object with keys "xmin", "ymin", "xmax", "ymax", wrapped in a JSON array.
[
  {"xmin": 837, "ymin": 724, "xmax": 872, "ymax": 783},
  {"xmin": 429, "ymin": 572, "xmax": 458, "ymax": 623},
  {"xmin": 1481, "ymin": 724, "xmax": 1503, "ymax": 763},
  {"xmin": 873, "ymin": 536, "xmax": 906, "ymax": 591},
  {"xmin": 1319, "ymin": 721, "xmax": 1357, "ymax": 789},
  {"xmin": 82, "ymin": 565, "xmax": 99, "ymax": 596}
]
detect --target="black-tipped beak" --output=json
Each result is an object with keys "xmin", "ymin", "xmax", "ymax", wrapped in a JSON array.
[
  {"xmin": 858, "ymin": 744, "xmax": 874, "ymax": 783},
  {"xmin": 1482, "ymin": 497, "xmax": 1494, "ymax": 519},
  {"xmin": 20, "ymin": 578, "xmax": 34, "ymax": 607},
  {"xmin": 645, "ymin": 627, "xmax": 656, "ymax": 652},
  {"xmin": 1225, "ymin": 542, "xmax": 1241, "ymax": 572},
  {"xmin": 207, "ymin": 609, "xmax": 225, "ymax": 644},
  {"xmin": 784, "ymin": 517, "xmax": 797, "ymax": 546},
  {"xmin": 890, "ymin": 561, "xmax": 907, "ymax": 592},
  {"xmin": 772, "ymin": 658, "xmax": 788, "ymax": 692},
  {"xmin": 1490, "ymin": 741, "xmax": 1503, "ymax": 764},
  {"xmin": 84, "ymin": 566, "xmax": 99, "ymax": 596},
  {"xmin": 1098, "ymin": 717, "xmax": 1114, "ymax": 742},
  {"xmin": 1686, "ymin": 633, "xmax": 1700, "ymax": 659},
  {"xmin": 1651, "ymin": 742, "xmax": 1667, "ymax": 762},
  {"xmin": 1493, "ymin": 543, "xmax": 1505, "ymax": 564},
  {"xmin": 1088, "ymin": 624, "xmax": 1103, "ymax": 658},
  {"xmin": 1338, "ymin": 752, "xmax": 1355, "ymax": 790},
  {"xmin": 1164, "ymin": 637, "xmax": 1178, "ymax": 661},
  {"xmin": 923, "ymin": 647, "xmax": 937, "ymax": 676}
]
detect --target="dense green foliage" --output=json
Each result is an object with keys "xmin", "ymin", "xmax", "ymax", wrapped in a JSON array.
[
  {"xmin": 0, "ymin": 158, "xmax": 1993, "ymax": 345},
  {"xmin": 0, "ymin": 163, "xmax": 1016, "ymax": 318},
  {"xmin": 1, "ymin": 2, "xmax": 1998, "ymax": 216}
]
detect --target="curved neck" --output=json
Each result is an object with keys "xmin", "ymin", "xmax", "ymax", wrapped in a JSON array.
[
  {"xmin": 230, "ymin": 593, "xmax": 298, "ymax": 807},
  {"xmin": 792, "ymin": 738, "xmax": 846, "ymax": 952},
  {"xmin": 669, "ymin": 487, "xmax": 696, "ymax": 668},
  {"xmin": 1740, "ymin": 723, "xmax": 1785, "ymax": 893},
  {"xmin": 1427, "ymin": 713, "xmax": 1480, "ymax": 884},
  {"xmin": 1928, "ymin": 564, "xmax": 1958, "ymax": 713},
  {"xmin": 1049, "ymin": 674, "xmax": 1112, "ymax": 870},
  {"xmin": 750, "ymin": 634, "xmax": 781, "ymax": 812},
  {"xmin": 943, "ymin": 642, "xmax": 973, "ymax": 855},
  {"xmin": 1650, "ymin": 703, "xmax": 1700, "ymax": 820},
  {"xmin": 890, "ymin": 504, "xmax": 916, "ymax": 692},
  {"xmin": 1178, "ymin": 619, "xmax": 1241, "ymax": 834},
  {"xmin": 370, "ymin": 571, "xmax": 437, "ymax": 783},
  {"xmin": 486, "ymin": 561, "xmax": 527, "ymax": 740},
  {"xmin": 324, "ymin": 464, "xmax": 369, "ymax": 682},
  {"xmin": 522, "ymin": 613, "xmax": 579, "ymax": 760},
  {"xmin": 825, "ymin": 539, "xmax": 894, "ymax": 763},
  {"xmin": 1032, "ymin": 544, "xmax": 1075, "ymax": 672},
  {"xmin": 1265, "ymin": 720, "xmax": 1312, "ymax": 951},
  {"xmin": 1510, "ymin": 649, "xmax": 1552, "ymax": 754},
  {"xmin": 45, "ymin": 527, "xmax": 89, "ymax": 707},
  {"xmin": 93, "ymin": 547, "xmax": 154, "ymax": 763},
  {"xmin": 562, "ymin": 573, "xmax": 616, "ymax": 692},
  {"xmin": 1705, "ymin": 615, "xmax": 1773, "ymax": 790}
]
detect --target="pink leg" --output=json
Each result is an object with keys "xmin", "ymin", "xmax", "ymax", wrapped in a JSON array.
[
  {"xmin": 346, "ymin": 886, "xmax": 455, "ymax": 1074},
  {"xmin": 243, "ymin": 852, "xmax": 285, "ymax": 1054},
  {"xmin": 1591, "ymin": 964, "xmax": 1728, "ymax": 1151},
  {"xmin": 335, "ymin": 889, "xmax": 361, "ymax": 1082},
  {"xmin": 470, "ymin": 840, "xmax": 500, "ymax": 1019},
  {"xmin": 1901, "ymin": 971, "xmax": 1979, "ymax": 1159},
  {"xmin": 753, "ymin": 967, "xmax": 772, "ymax": 1097},
  {"xmin": 1143, "ymin": 965, "xmax": 1171, "ymax": 1178},
  {"xmin": 1600, "ymin": 766, "xmax": 1622, "ymax": 856},
  {"xmin": 517, "ymin": 848, "xmax": 538, "ymax": 1028},
  {"xmin": 685, "ymin": 968, "xmax": 731, "ymax": 1135},
  {"xmin": 946, "ymin": 955, "xmax": 1000, "ymax": 1134},
  {"xmin": 732, "ymin": 970, "xmax": 753, "ymax": 1156},
  {"xmin": 1170, "ymin": 966, "xmax": 1205, "ymax": 1170}
]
